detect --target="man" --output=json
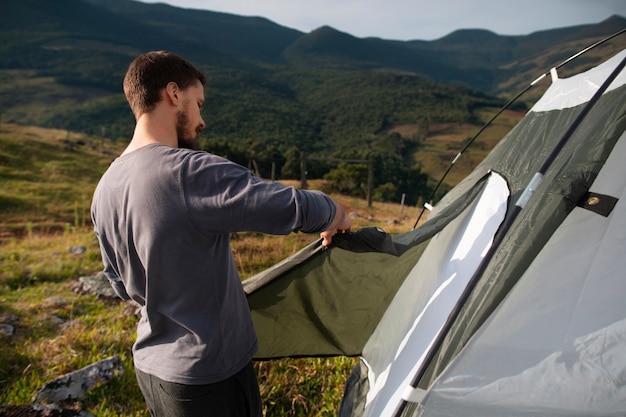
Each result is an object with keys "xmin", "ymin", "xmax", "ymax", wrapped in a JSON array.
[{"xmin": 91, "ymin": 50, "xmax": 351, "ymax": 417}]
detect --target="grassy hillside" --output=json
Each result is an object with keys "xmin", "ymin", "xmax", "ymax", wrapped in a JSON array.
[
  {"xmin": 0, "ymin": 124, "xmax": 429, "ymax": 416},
  {"xmin": 0, "ymin": 99, "xmax": 522, "ymax": 236},
  {"xmin": 413, "ymin": 108, "xmax": 524, "ymax": 188},
  {"xmin": 1, "ymin": 1, "xmax": 620, "ymax": 212},
  {"xmin": 0, "ymin": 124, "xmax": 126, "ymax": 235},
  {"xmin": 2, "ymin": 0, "xmax": 622, "ymax": 149}
]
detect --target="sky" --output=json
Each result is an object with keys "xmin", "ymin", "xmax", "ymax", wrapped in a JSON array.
[{"xmin": 138, "ymin": 0, "xmax": 626, "ymax": 41}]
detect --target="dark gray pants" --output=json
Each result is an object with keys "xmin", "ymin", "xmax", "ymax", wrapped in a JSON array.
[{"xmin": 135, "ymin": 362, "xmax": 262, "ymax": 417}]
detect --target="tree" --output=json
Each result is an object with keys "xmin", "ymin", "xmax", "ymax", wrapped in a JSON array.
[
  {"xmin": 323, "ymin": 162, "xmax": 369, "ymax": 198},
  {"xmin": 281, "ymin": 147, "xmax": 301, "ymax": 179}
]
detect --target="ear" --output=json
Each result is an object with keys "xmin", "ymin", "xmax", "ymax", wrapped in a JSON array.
[{"xmin": 164, "ymin": 82, "xmax": 180, "ymax": 105}]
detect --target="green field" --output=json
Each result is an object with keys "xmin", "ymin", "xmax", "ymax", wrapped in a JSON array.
[
  {"xmin": 1, "ymin": 123, "xmax": 440, "ymax": 416},
  {"xmin": 0, "ymin": 111, "xmax": 522, "ymax": 414}
]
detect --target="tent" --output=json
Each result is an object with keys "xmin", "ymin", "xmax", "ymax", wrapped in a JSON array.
[{"xmin": 243, "ymin": 46, "xmax": 626, "ymax": 417}]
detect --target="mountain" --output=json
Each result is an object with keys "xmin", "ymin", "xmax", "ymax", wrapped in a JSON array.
[
  {"xmin": 3, "ymin": 0, "xmax": 623, "ymax": 89},
  {"xmin": 81, "ymin": 0, "xmax": 303, "ymax": 65},
  {"xmin": 284, "ymin": 16, "xmax": 626, "ymax": 93},
  {"xmin": 0, "ymin": 0, "xmax": 624, "ymax": 203}
]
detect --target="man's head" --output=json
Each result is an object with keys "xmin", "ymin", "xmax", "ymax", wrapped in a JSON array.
[{"xmin": 123, "ymin": 51, "xmax": 207, "ymax": 149}]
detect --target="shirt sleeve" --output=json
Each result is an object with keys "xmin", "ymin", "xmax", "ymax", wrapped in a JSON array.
[
  {"xmin": 295, "ymin": 189, "xmax": 337, "ymax": 233},
  {"xmin": 182, "ymin": 152, "xmax": 336, "ymax": 235}
]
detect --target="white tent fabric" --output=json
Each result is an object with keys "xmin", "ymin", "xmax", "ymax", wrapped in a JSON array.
[
  {"xmin": 360, "ymin": 173, "xmax": 509, "ymax": 417},
  {"xmin": 533, "ymin": 49, "xmax": 626, "ymax": 112},
  {"xmin": 418, "ymin": 126, "xmax": 626, "ymax": 417}
]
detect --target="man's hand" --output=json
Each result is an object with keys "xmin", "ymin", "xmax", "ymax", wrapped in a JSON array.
[{"xmin": 320, "ymin": 203, "xmax": 351, "ymax": 247}]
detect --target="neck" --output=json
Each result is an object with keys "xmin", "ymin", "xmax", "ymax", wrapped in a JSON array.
[{"xmin": 123, "ymin": 112, "xmax": 177, "ymax": 155}]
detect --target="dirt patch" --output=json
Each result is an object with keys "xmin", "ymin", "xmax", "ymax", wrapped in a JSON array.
[{"xmin": 386, "ymin": 124, "xmax": 421, "ymax": 137}]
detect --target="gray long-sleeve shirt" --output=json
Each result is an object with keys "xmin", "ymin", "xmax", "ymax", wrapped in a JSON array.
[{"xmin": 91, "ymin": 144, "xmax": 336, "ymax": 384}]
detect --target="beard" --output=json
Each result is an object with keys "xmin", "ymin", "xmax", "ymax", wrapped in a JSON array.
[{"xmin": 176, "ymin": 110, "xmax": 199, "ymax": 150}]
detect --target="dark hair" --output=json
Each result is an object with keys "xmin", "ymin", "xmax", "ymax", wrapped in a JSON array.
[{"xmin": 123, "ymin": 51, "xmax": 206, "ymax": 119}]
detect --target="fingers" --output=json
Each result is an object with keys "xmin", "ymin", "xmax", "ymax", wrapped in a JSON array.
[
  {"xmin": 320, "ymin": 223, "xmax": 351, "ymax": 247},
  {"xmin": 321, "ymin": 202, "xmax": 352, "ymax": 247},
  {"xmin": 321, "ymin": 232, "xmax": 332, "ymax": 247}
]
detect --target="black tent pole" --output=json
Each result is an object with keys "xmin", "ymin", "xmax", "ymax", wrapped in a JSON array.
[{"xmin": 394, "ymin": 53, "xmax": 626, "ymax": 417}]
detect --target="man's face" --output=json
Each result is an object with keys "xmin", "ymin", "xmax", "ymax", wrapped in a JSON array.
[{"xmin": 176, "ymin": 80, "xmax": 205, "ymax": 150}]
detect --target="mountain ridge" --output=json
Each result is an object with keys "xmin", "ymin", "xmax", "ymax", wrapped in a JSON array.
[
  {"xmin": 1, "ymin": 1, "xmax": 624, "ymax": 149},
  {"xmin": 3, "ymin": 0, "xmax": 624, "ymax": 80}
]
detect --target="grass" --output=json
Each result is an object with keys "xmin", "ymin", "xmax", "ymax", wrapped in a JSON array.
[
  {"xmin": 413, "ymin": 109, "xmax": 524, "ymax": 188},
  {"xmin": 0, "ymin": 123, "xmax": 428, "ymax": 415},
  {"xmin": 0, "ymin": 123, "xmax": 124, "ymax": 235},
  {"xmin": 1, "ymin": 117, "xmax": 516, "ymax": 415},
  {"xmin": 1, "ymin": 210, "xmax": 415, "ymax": 416}
]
